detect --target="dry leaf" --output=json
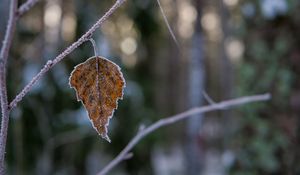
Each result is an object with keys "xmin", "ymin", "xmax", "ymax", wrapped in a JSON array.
[{"xmin": 69, "ymin": 56, "xmax": 125, "ymax": 142}]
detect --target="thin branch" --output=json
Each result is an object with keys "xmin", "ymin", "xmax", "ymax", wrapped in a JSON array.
[
  {"xmin": 18, "ymin": 0, "xmax": 40, "ymax": 17},
  {"xmin": 123, "ymin": 153, "xmax": 133, "ymax": 160},
  {"xmin": 0, "ymin": 0, "xmax": 18, "ymax": 173},
  {"xmin": 202, "ymin": 90, "xmax": 216, "ymax": 105},
  {"xmin": 97, "ymin": 93, "xmax": 271, "ymax": 175},
  {"xmin": 0, "ymin": 0, "xmax": 18, "ymax": 64},
  {"xmin": 156, "ymin": 0, "xmax": 180, "ymax": 48},
  {"xmin": 9, "ymin": 0, "xmax": 126, "ymax": 110}
]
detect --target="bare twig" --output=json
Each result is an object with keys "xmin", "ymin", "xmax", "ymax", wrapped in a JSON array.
[
  {"xmin": 202, "ymin": 90, "xmax": 216, "ymax": 105},
  {"xmin": 0, "ymin": 0, "xmax": 18, "ymax": 65},
  {"xmin": 0, "ymin": 0, "xmax": 18, "ymax": 173},
  {"xmin": 156, "ymin": 0, "xmax": 180, "ymax": 48},
  {"xmin": 123, "ymin": 153, "xmax": 134, "ymax": 160},
  {"xmin": 18, "ymin": 0, "xmax": 40, "ymax": 17},
  {"xmin": 97, "ymin": 93, "xmax": 271, "ymax": 175},
  {"xmin": 9, "ymin": 0, "xmax": 126, "ymax": 110}
]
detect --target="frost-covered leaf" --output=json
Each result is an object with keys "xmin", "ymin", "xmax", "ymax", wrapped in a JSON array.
[{"xmin": 69, "ymin": 56, "xmax": 125, "ymax": 142}]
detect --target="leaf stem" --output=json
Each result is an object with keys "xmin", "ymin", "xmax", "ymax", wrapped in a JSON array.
[{"xmin": 89, "ymin": 38, "xmax": 99, "ymax": 57}]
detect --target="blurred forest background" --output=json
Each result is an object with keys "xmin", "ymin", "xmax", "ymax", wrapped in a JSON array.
[{"xmin": 0, "ymin": 0, "xmax": 300, "ymax": 174}]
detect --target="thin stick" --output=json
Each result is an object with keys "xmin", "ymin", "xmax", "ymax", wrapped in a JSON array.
[
  {"xmin": 156, "ymin": 0, "xmax": 180, "ymax": 48},
  {"xmin": 202, "ymin": 90, "xmax": 216, "ymax": 105},
  {"xmin": 18, "ymin": 0, "xmax": 40, "ymax": 17},
  {"xmin": 0, "ymin": 0, "xmax": 18, "ymax": 173},
  {"xmin": 0, "ymin": 0, "xmax": 18, "ymax": 65},
  {"xmin": 9, "ymin": 0, "xmax": 126, "ymax": 110},
  {"xmin": 97, "ymin": 93, "xmax": 271, "ymax": 175}
]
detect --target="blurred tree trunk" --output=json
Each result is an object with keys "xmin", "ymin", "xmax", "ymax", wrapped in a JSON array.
[
  {"xmin": 219, "ymin": 0, "xmax": 234, "ymax": 155},
  {"xmin": 201, "ymin": 1, "xmax": 233, "ymax": 174},
  {"xmin": 219, "ymin": 0, "xmax": 233, "ymax": 101},
  {"xmin": 184, "ymin": 0, "xmax": 205, "ymax": 174}
]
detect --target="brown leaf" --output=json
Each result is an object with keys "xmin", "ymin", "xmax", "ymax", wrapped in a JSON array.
[{"xmin": 69, "ymin": 56, "xmax": 125, "ymax": 142}]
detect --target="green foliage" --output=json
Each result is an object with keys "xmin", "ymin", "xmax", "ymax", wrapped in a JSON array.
[{"xmin": 231, "ymin": 0, "xmax": 299, "ymax": 174}]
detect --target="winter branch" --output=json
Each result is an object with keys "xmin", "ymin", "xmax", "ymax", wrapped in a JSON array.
[
  {"xmin": 97, "ymin": 93, "xmax": 271, "ymax": 175},
  {"xmin": 9, "ymin": 0, "xmax": 126, "ymax": 110},
  {"xmin": 18, "ymin": 0, "xmax": 40, "ymax": 17},
  {"xmin": 0, "ymin": 0, "xmax": 18, "ymax": 173}
]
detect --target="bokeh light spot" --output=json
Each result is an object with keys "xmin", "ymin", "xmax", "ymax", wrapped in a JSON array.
[
  {"xmin": 225, "ymin": 38, "xmax": 244, "ymax": 62},
  {"xmin": 120, "ymin": 37, "xmax": 137, "ymax": 55}
]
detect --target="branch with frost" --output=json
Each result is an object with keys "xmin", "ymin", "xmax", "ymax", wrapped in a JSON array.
[
  {"xmin": 18, "ymin": 0, "xmax": 40, "ymax": 17},
  {"xmin": 9, "ymin": 0, "xmax": 126, "ymax": 110},
  {"xmin": 97, "ymin": 93, "xmax": 271, "ymax": 175},
  {"xmin": 0, "ymin": 0, "xmax": 18, "ymax": 173},
  {"xmin": 0, "ymin": 0, "xmax": 42, "ymax": 172}
]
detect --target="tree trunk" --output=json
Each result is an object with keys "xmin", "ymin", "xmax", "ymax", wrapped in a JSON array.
[{"xmin": 185, "ymin": 0, "xmax": 205, "ymax": 174}]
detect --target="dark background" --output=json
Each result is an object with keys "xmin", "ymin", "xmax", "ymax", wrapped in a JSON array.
[{"xmin": 0, "ymin": 0, "xmax": 299, "ymax": 174}]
